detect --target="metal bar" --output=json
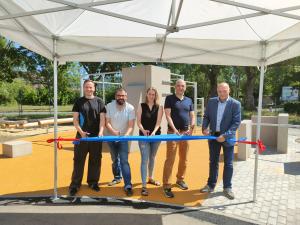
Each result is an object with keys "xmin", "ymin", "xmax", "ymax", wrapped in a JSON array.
[
  {"xmin": 47, "ymin": 0, "xmax": 167, "ymax": 29},
  {"xmin": 53, "ymin": 38, "xmax": 59, "ymax": 200},
  {"xmin": 170, "ymin": 73, "xmax": 185, "ymax": 80},
  {"xmin": 0, "ymin": 0, "xmax": 132, "ymax": 20},
  {"xmin": 253, "ymin": 43, "xmax": 266, "ymax": 202},
  {"xmin": 251, "ymin": 123, "xmax": 300, "ymax": 128},
  {"xmin": 159, "ymin": 0, "xmax": 174, "ymax": 61},
  {"xmin": 173, "ymin": 0, "xmax": 183, "ymax": 26},
  {"xmin": 93, "ymin": 81, "xmax": 122, "ymax": 85},
  {"xmin": 210, "ymin": 0, "xmax": 300, "ymax": 21},
  {"xmin": 201, "ymin": 97, "xmax": 204, "ymax": 119},
  {"xmin": 179, "ymin": 5, "xmax": 300, "ymax": 31},
  {"xmin": 102, "ymin": 74, "xmax": 105, "ymax": 103},
  {"xmin": 89, "ymin": 71, "xmax": 121, "ymax": 76},
  {"xmin": 268, "ymin": 37, "xmax": 300, "ymax": 43},
  {"xmin": 171, "ymin": 0, "xmax": 176, "ymax": 25},
  {"xmin": 0, "ymin": 5, "xmax": 53, "ymax": 56},
  {"xmin": 194, "ymin": 82, "xmax": 197, "ymax": 116},
  {"xmin": 80, "ymin": 75, "xmax": 84, "ymax": 97}
]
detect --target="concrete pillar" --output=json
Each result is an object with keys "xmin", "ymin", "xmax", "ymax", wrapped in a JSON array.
[
  {"xmin": 122, "ymin": 65, "xmax": 171, "ymax": 152},
  {"xmin": 238, "ymin": 120, "xmax": 252, "ymax": 161},
  {"xmin": 277, "ymin": 113, "xmax": 289, "ymax": 154},
  {"xmin": 251, "ymin": 115, "xmax": 277, "ymax": 149}
]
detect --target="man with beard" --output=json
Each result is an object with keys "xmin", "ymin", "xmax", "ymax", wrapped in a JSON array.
[
  {"xmin": 106, "ymin": 88, "xmax": 135, "ymax": 196},
  {"xmin": 69, "ymin": 80, "xmax": 106, "ymax": 197}
]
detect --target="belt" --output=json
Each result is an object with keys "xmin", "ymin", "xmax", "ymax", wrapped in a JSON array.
[
  {"xmin": 168, "ymin": 128, "xmax": 188, "ymax": 133},
  {"xmin": 211, "ymin": 131, "xmax": 221, "ymax": 137}
]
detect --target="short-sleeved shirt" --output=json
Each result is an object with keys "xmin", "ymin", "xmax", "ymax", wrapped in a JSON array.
[
  {"xmin": 72, "ymin": 96, "xmax": 106, "ymax": 137},
  {"xmin": 164, "ymin": 94, "xmax": 194, "ymax": 131},
  {"xmin": 106, "ymin": 100, "xmax": 135, "ymax": 135},
  {"xmin": 139, "ymin": 103, "xmax": 161, "ymax": 136}
]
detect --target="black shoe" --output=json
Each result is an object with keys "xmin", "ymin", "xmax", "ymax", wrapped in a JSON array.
[
  {"xmin": 69, "ymin": 187, "xmax": 78, "ymax": 197},
  {"xmin": 164, "ymin": 188, "xmax": 174, "ymax": 198},
  {"xmin": 125, "ymin": 188, "xmax": 133, "ymax": 197},
  {"xmin": 176, "ymin": 180, "xmax": 189, "ymax": 190},
  {"xmin": 141, "ymin": 187, "xmax": 149, "ymax": 196},
  {"xmin": 223, "ymin": 188, "xmax": 235, "ymax": 200},
  {"xmin": 88, "ymin": 184, "xmax": 100, "ymax": 192}
]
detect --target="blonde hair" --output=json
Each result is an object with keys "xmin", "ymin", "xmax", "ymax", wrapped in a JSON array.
[{"xmin": 145, "ymin": 87, "xmax": 159, "ymax": 106}]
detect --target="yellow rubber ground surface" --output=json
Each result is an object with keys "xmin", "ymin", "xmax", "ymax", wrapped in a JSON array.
[{"xmin": 0, "ymin": 130, "xmax": 235, "ymax": 207}]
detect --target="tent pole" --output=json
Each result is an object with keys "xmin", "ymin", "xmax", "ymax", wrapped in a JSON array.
[
  {"xmin": 80, "ymin": 75, "xmax": 84, "ymax": 97},
  {"xmin": 194, "ymin": 82, "xmax": 197, "ymax": 117},
  {"xmin": 53, "ymin": 37, "xmax": 59, "ymax": 200},
  {"xmin": 253, "ymin": 43, "xmax": 266, "ymax": 202},
  {"xmin": 102, "ymin": 74, "xmax": 105, "ymax": 103},
  {"xmin": 171, "ymin": 0, "xmax": 176, "ymax": 24}
]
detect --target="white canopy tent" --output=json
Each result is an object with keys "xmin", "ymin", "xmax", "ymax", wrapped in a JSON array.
[{"xmin": 1, "ymin": 0, "xmax": 300, "ymax": 201}]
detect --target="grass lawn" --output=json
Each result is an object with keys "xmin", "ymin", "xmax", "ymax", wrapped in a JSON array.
[{"xmin": 1, "ymin": 105, "xmax": 299, "ymax": 124}]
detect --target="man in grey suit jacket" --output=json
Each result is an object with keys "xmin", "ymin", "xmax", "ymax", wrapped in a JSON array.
[{"xmin": 200, "ymin": 82, "xmax": 241, "ymax": 200}]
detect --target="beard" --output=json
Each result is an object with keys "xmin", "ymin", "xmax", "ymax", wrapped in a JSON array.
[{"xmin": 116, "ymin": 99, "xmax": 125, "ymax": 105}]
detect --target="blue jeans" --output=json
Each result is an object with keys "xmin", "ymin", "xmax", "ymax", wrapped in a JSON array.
[
  {"xmin": 207, "ymin": 140, "xmax": 234, "ymax": 189},
  {"xmin": 108, "ymin": 141, "xmax": 132, "ymax": 189},
  {"xmin": 138, "ymin": 141, "xmax": 161, "ymax": 187}
]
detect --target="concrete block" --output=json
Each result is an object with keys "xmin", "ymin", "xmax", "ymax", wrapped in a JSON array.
[
  {"xmin": 277, "ymin": 113, "xmax": 289, "ymax": 154},
  {"xmin": 238, "ymin": 120, "xmax": 252, "ymax": 161},
  {"xmin": 122, "ymin": 65, "xmax": 170, "ymax": 152},
  {"xmin": 2, "ymin": 140, "xmax": 32, "ymax": 158},
  {"xmin": 251, "ymin": 115, "xmax": 277, "ymax": 148}
]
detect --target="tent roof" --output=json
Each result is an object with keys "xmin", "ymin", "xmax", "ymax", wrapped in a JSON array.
[{"xmin": 1, "ymin": 0, "xmax": 300, "ymax": 66}]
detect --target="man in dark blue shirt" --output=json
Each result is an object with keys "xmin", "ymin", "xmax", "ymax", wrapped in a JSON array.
[{"xmin": 163, "ymin": 79, "xmax": 195, "ymax": 198}]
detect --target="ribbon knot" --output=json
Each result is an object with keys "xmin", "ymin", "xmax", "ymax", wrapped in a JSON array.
[{"xmin": 257, "ymin": 139, "xmax": 266, "ymax": 153}]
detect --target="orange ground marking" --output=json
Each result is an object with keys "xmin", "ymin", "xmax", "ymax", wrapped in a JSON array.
[{"xmin": 0, "ymin": 130, "xmax": 235, "ymax": 207}]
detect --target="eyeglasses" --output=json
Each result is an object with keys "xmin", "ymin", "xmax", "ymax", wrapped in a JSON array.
[{"xmin": 116, "ymin": 94, "xmax": 126, "ymax": 97}]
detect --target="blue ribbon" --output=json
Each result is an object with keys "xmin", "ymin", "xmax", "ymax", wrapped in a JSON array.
[{"xmin": 73, "ymin": 134, "xmax": 246, "ymax": 144}]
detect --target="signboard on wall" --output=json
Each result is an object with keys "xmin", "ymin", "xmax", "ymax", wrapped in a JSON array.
[{"xmin": 281, "ymin": 86, "xmax": 299, "ymax": 101}]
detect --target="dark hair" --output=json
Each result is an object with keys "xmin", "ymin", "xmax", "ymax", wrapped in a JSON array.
[
  {"xmin": 115, "ymin": 87, "xmax": 127, "ymax": 95},
  {"xmin": 83, "ymin": 79, "xmax": 96, "ymax": 87}
]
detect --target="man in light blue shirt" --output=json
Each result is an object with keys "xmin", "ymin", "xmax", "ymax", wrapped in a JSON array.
[
  {"xmin": 216, "ymin": 97, "xmax": 228, "ymax": 132},
  {"xmin": 200, "ymin": 83, "xmax": 241, "ymax": 200}
]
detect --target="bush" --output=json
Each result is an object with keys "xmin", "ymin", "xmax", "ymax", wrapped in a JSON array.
[
  {"xmin": 283, "ymin": 101, "xmax": 300, "ymax": 115},
  {"xmin": 0, "ymin": 84, "xmax": 12, "ymax": 104}
]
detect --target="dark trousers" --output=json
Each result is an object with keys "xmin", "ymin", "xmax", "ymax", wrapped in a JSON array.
[
  {"xmin": 69, "ymin": 141, "xmax": 102, "ymax": 189},
  {"xmin": 207, "ymin": 140, "xmax": 234, "ymax": 189}
]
